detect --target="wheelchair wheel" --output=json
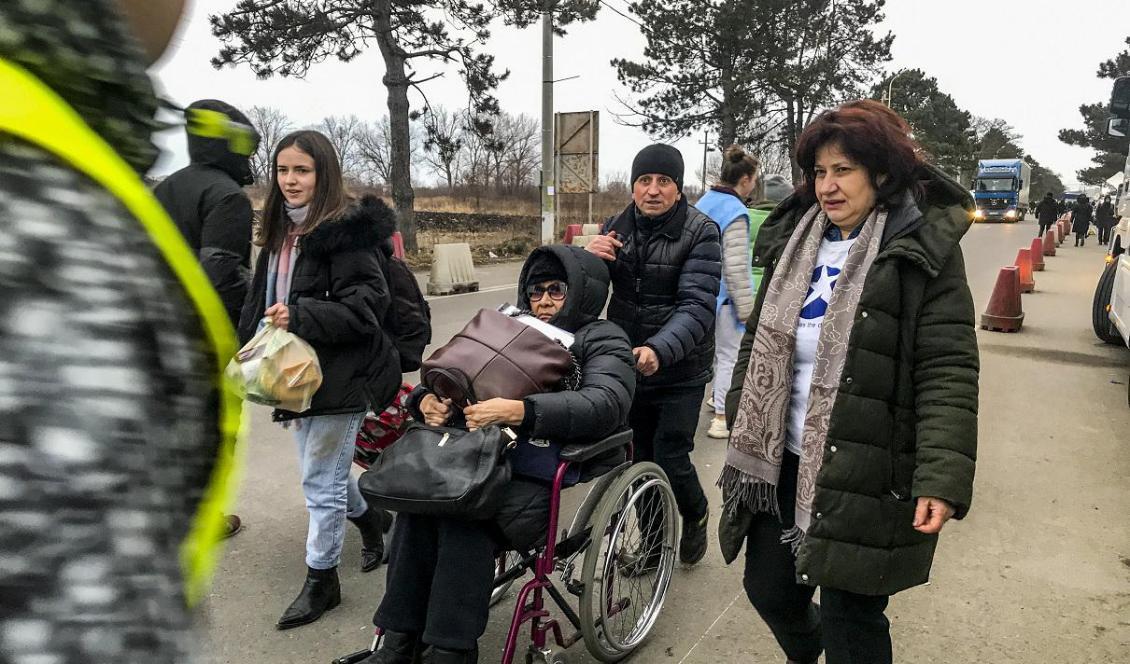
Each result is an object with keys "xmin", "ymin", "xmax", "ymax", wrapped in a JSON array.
[
  {"xmin": 490, "ymin": 550, "xmax": 524, "ymax": 606},
  {"xmin": 578, "ymin": 462, "xmax": 677, "ymax": 662}
]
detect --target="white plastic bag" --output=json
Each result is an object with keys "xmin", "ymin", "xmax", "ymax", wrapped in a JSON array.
[{"xmin": 224, "ymin": 320, "xmax": 323, "ymax": 412}]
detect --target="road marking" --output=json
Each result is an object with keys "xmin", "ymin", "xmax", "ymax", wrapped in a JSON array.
[
  {"xmin": 424, "ymin": 283, "xmax": 518, "ymax": 302},
  {"xmin": 675, "ymin": 590, "xmax": 744, "ymax": 664}
]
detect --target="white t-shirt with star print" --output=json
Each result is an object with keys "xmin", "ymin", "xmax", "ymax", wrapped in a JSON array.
[{"xmin": 786, "ymin": 235, "xmax": 858, "ymax": 455}]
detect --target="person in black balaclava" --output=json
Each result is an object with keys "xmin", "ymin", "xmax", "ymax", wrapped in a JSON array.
[
  {"xmin": 586, "ymin": 144, "xmax": 722, "ymax": 568},
  {"xmin": 156, "ymin": 99, "xmax": 260, "ymax": 328},
  {"xmin": 154, "ymin": 99, "xmax": 259, "ymax": 540}
]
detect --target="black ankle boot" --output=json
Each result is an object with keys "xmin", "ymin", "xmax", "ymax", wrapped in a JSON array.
[
  {"xmin": 679, "ymin": 508, "xmax": 710, "ymax": 565},
  {"xmin": 276, "ymin": 566, "xmax": 341, "ymax": 630},
  {"xmin": 349, "ymin": 506, "xmax": 391, "ymax": 573},
  {"xmin": 423, "ymin": 646, "xmax": 478, "ymax": 664},
  {"xmin": 360, "ymin": 630, "xmax": 423, "ymax": 664}
]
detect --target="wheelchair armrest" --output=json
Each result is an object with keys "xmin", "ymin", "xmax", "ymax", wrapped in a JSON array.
[{"xmin": 559, "ymin": 429, "xmax": 633, "ymax": 464}]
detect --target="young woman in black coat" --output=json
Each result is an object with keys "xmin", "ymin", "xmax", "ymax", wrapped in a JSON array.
[
  {"xmin": 365, "ymin": 246, "xmax": 636, "ymax": 664},
  {"xmin": 237, "ymin": 130, "xmax": 401, "ymax": 630}
]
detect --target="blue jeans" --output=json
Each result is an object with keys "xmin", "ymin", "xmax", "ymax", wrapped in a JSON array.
[{"xmin": 291, "ymin": 412, "xmax": 367, "ymax": 569}]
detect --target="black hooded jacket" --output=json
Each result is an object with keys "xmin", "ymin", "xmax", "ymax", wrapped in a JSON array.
[
  {"xmin": 516, "ymin": 246, "xmax": 636, "ymax": 463},
  {"xmin": 238, "ymin": 195, "xmax": 401, "ymax": 420},
  {"xmin": 408, "ymin": 245, "xmax": 636, "ymax": 480},
  {"xmin": 154, "ymin": 100, "xmax": 256, "ymax": 326}
]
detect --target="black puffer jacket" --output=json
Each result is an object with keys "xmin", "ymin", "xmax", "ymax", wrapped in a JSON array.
[
  {"xmin": 155, "ymin": 100, "xmax": 256, "ymax": 325},
  {"xmin": 601, "ymin": 196, "xmax": 721, "ymax": 389},
  {"xmin": 516, "ymin": 245, "xmax": 636, "ymax": 479},
  {"xmin": 408, "ymin": 245, "xmax": 636, "ymax": 480},
  {"xmin": 238, "ymin": 195, "xmax": 401, "ymax": 420}
]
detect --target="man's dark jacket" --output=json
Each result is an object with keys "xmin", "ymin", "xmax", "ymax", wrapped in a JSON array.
[
  {"xmin": 600, "ymin": 196, "xmax": 721, "ymax": 389},
  {"xmin": 155, "ymin": 100, "xmax": 255, "ymax": 325},
  {"xmin": 238, "ymin": 195, "xmax": 401, "ymax": 421},
  {"xmin": 1036, "ymin": 196, "xmax": 1059, "ymax": 223}
]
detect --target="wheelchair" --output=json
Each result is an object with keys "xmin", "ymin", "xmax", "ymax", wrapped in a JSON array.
[{"xmin": 335, "ymin": 429, "xmax": 680, "ymax": 664}]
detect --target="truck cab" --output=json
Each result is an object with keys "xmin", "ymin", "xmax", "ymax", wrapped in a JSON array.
[{"xmin": 973, "ymin": 159, "xmax": 1031, "ymax": 222}]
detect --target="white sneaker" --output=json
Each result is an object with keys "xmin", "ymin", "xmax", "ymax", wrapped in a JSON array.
[
  {"xmin": 705, "ymin": 395, "xmax": 715, "ymax": 411},
  {"xmin": 707, "ymin": 418, "xmax": 729, "ymax": 439}
]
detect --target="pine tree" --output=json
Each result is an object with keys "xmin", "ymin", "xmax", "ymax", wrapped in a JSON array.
[{"xmin": 1059, "ymin": 37, "xmax": 1130, "ymax": 185}]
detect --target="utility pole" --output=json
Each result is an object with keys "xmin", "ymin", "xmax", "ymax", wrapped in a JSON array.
[
  {"xmin": 699, "ymin": 130, "xmax": 712, "ymax": 194},
  {"xmin": 540, "ymin": 2, "xmax": 555, "ymax": 245}
]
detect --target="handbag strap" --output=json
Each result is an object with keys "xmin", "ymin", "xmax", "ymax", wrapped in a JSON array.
[{"xmin": 423, "ymin": 366, "xmax": 479, "ymax": 408}]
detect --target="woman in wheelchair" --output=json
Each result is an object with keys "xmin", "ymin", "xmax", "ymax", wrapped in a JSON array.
[{"xmin": 365, "ymin": 245, "xmax": 637, "ymax": 664}]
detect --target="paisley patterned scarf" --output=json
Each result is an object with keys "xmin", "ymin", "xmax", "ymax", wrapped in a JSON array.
[{"xmin": 720, "ymin": 204, "xmax": 885, "ymax": 551}]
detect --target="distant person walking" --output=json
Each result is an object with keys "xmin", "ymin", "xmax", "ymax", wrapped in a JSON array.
[
  {"xmin": 695, "ymin": 145, "xmax": 761, "ymax": 440},
  {"xmin": 1096, "ymin": 195, "xmax": 1117, "ymax": 245},
  {"xmin": 1035, "ymin": 192, "xmax": 1059, "ymax": 238},
  {"xmin": 1073, "ymin": 194, "xmax": 1093, "ymax": 246}
]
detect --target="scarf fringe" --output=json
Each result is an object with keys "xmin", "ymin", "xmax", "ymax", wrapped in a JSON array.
[
  {"xmin": 718, "ymin": 465, "xmax": 779, "ymax": 518},
  {"xmin": 780, "ymin": 525, "xmax": 806, "ymax": 555}
]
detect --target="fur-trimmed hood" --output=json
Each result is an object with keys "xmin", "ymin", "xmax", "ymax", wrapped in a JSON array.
[{"xmin": 300, "ymin": 194, "xmax": 398, "ymax": 260}]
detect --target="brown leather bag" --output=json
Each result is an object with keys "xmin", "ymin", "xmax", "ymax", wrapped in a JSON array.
[{"xmin": 420, "ymin": 308, "xmax": 575, "ymax": 405}]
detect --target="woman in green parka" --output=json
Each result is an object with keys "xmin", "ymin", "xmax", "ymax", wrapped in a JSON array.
[{"xmin": 720, "ymin": 100, "xmax": 979, "ymax": 664}]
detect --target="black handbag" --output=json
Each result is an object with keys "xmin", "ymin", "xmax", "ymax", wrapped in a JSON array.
[{"xmin": 357, "ymin": 423, "xmax": 512, "ymax": 520}]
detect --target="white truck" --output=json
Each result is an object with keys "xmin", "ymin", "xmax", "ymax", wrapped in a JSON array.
[{"xmin": 1091, "ymin": 75, "xmax": 1130, "ymax": 346}]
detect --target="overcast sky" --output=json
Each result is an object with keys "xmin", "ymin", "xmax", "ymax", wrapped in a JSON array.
[{"xmin": 150, "ymin": 0, "xmax": 1130, "ymax": 189}]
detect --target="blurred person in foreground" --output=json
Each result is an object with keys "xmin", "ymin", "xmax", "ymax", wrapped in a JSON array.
[
  {"xmin": 0, "ymin": 1, "xmax": 242, "ymax": 663},
  {"xmin": 156, "ymin": 98, "xmax": 261, "ymax": 539}
]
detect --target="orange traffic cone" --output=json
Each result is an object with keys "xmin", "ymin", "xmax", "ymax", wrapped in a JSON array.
[
  {"xmin": 1014, "ymin": 248, "xmax": 1035, "ymax": 293},
  {"xmin": 1042, "ymin": 231, "xmax": 1056, "ymax": 257},
  {"xmin": 1029, "ymin": 238, "xmax": 1045, "ymax": 271},
  {"xmin": 981, "ymin": 266, "xmax": 1025, "ymax": 332}
]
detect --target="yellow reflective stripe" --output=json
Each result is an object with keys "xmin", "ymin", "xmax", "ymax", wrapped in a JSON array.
[{"xmin": 0, "ymin": 59, "xmax": 245, "ymax": 607}]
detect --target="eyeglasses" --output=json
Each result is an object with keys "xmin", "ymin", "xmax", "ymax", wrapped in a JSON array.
[{"xmin": 526, "ymin": 282, "xmax": 568, "ymax": 301}]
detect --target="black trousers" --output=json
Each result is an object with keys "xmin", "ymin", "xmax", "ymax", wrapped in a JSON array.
[
  {"xmin": 375, "ymin": 480, "xmax": 550, "ymax": 650},
  {"xmin": 629, "ymin": 385, "xmax": 709, "ymax": 521},
  {"xmin": 742, "ymin": 452, "xmax": 892, "ymax": 664},
  {"xmin": 1075, "ymin": 231, "xmax": 1086, "ymax": 246},
  {"xmin": 1037, "ymin": 222, "xmax": 1052, "ymax": 237},
  {"xmin": 1099, "ymin": 225, "xmax": 1111, "ymax": 245}
]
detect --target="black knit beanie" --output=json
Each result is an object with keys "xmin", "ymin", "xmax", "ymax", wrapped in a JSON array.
[{"xmin": 630, "ymin": 144, "xmax": 685, "ymax": 191}]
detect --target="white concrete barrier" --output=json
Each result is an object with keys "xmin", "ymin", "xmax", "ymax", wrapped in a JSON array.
[
  {"xmin": 427, "ymin": 242, "xmax": 479, "ymax": 295},
  {"xmin": 571, "ymin": 235, "xmax": 598, "ymax": 248},
  {"xmin": 581, "ymin": 223, "xmax": 601, "ymax": 236}
]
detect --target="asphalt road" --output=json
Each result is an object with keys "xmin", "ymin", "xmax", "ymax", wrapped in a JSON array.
[{"xmin": 203, "ymin": 221, "xmax": 1130, "ymax": 663}]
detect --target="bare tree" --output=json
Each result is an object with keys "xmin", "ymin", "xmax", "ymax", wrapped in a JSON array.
[
  {"xmin": 421, "ymin": 107, "xmax": 465, "ymax": 190},
  {"xmin": 246, "ymin": 105, "xmax": 292, "ymax": 184},
  {"xmin": 316, "ymin": 115, "xmax": 365, "ymax": 180},
  {"xmin": 498, "ymin": 113, "xmax": 540, "ymax": 192},
  {"xmin": 357, "ymin": 116, "xmax": 424, "ymax": 186}
]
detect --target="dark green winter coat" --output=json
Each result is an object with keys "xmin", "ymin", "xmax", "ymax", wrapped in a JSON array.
[{"xmin": 721, "ymin": 164, "xmax": 980, "ymax": 597}]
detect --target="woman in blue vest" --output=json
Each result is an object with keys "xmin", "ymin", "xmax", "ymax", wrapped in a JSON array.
[{"xmin": 694, "ymin": 146, "xmax": 761, "ymax": 440}]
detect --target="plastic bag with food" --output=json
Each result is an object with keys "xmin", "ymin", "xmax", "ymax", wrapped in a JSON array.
[{"xmin": 224, "ymin": 321, "xmax": 322, "ymax": 413}]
